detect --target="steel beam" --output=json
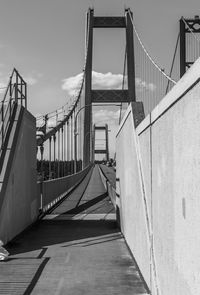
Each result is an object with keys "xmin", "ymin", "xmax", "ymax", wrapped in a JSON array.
[
  {"xmin": 92, "ymin": 90, "xmax": 129, "ymax": 103},
  {"xmin": 180, "ymin": 18, "xmax": 186, "ymax": 78},
  {"xmin": 95, "ymin": 150, "xmax": 107, "ymax": 154},
  {"xmin": 126, "ymin": 10, "xmax": 136, "ymax": 101},
  {"xmin": 93, "ymin": 17, "xmax": 126, "ymax": 28},
  {"xmin": 180, "ymin": 16, "xmax": 200, "ymax": 77},
  {"xmin": 84, "ymin": 8, "xmax": 93, "ymax": 168}
]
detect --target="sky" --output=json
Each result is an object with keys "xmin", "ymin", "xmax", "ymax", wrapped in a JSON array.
[{"xmin": 0, "ymin": 0, "xmax": 200, "ymax": 157}]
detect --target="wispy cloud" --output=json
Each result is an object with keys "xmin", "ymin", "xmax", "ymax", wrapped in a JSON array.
[
  {"xmin": 135, "ymin": 78, "xmax": 156, "ymax": 92},
  {"xmin": 0, "ymin": 83, "xmax": 7, "ymax": 94},
  {"xmin": 93, "ymin": 109, "xmax": 120, "ymax": 125},
  {"xmin": 92, "ymin": 72, "xmax": 124, "ymax": 89},
  {"xmin": 61, "ymin": 71, "xmax": 124, "ymax": 97},
  {"xmin": 62, "ymin": 72, "xmax": 83, "ymax": 96},
  {"xmin": 0, "ymin": 72, "xmax": 8, "ymax": 95},
  {"xmin": 62, "ymin": 71, "xmax": 156, "ymax": 98}
]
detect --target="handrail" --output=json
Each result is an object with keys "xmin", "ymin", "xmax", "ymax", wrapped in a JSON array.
[{"xmin": 0, "ymin": 69, "xmax": 27, "ymax": 152}]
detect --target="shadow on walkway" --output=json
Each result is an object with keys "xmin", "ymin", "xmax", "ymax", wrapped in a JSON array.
[{"xmin": 6, "ymin": 220, "xmax": 118, "ymax": 257}]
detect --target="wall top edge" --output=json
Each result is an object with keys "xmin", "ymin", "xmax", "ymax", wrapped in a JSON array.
[
  {"xmin": 136, "ymin": 57, "xmax": 200, "ymax": 134},
  {"xmin": 116, "ymin": 104, "xmax": 132, "ymax": 138},
  {"xmin": 136, "ymin": 114, "xmax": 151, "ymax": 135}
]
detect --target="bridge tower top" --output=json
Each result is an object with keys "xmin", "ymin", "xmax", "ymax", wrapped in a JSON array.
[
  {"xmin": 84, "ymin": 8, "xmax": 136, "ymax": 167},
  {"xmin": 180, "ymin": 15, "xmax": 200, "ymax": 77}
]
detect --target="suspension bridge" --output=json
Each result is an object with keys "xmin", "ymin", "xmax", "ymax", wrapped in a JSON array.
[{"xmin": 0, "ymin": 8, "xmax": 200, "ymax": 295}]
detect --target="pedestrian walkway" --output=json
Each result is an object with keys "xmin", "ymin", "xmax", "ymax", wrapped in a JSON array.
[{"xmin": 1, "ymin": 165, "xmax": 149, "ymax": 295}]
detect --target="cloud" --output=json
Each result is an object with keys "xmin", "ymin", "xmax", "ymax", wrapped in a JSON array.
[
  {"xmin": 135, "ymin": 78, "xmax": 156, "ymax": 92},
  {"xmin": 62, "ymin": 71, "xmax": 156, "ymax": 98},
  {"xmin": 92, "ymin": 72, "xmax": 125, "ymax": 89},
  {"xmin": 0, "ymin": 83, "xmax": 7, "ymax": 94},
  {"xmin": 61, "ymin": 71, "xmax": 125, "ymax": 98},
  {"xmin": 62, "ymin": 72, "xmax": 83, "ymax": 96},
  {"xmin": 0, "ymin": 73, "xmax": 8, "ymax": 95},
  {"xmin": 93, "ymin": 108, "xmax": 120, "ymax": 125}
]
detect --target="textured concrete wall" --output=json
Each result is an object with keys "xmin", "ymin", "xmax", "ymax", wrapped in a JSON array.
[
  {"xmin": 117, "ymin": 58, "xmax": 200, "ymax": 295},
  {"xmin": 0, "ymin": 108, "xmax": 38, "ymax": 244},
  {"xmin": 116, "ymin": 106, "xmax": 151, "ymax": 288}
]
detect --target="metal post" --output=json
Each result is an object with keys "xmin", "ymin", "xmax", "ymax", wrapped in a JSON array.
[
  {"xmin": 53, "ymin": 134, "xmax": 56, "ymax": 178},
  {"xmin": 1, "ymin": 101, "xmax": 4, "ymax": 148},
  {"xmin": 84, "ymin": 8, "xmax": 93, "ymax": 168},
  {"xmin": 61, "ymin": 126, "xmax": 64, "ymax": 177},
  {"xmin": 74, "ymin": 112, "xmax": 77, "ymax": 173},
  {"xmin": 67, "ymin": 121, "xmax": 70, "ymax": 175},
  {"xmin": 70, "ymin": 115, "xmax": 73, "ymax": 174},
  {"xmin": 20, "ymin": 76, "xmax": 23, "ymax": 106},
  {"xmin": 49, "ymin": 136, "xmax": 52, "ymax": 180},
  {"xmin": 64, "ymin": 123, "xmax": 66, "ymax": 176},
  {"xmin": 180, "ymin": 18, "xmax": 186, "ymax": 77},
  {"xmin": 58, "ymin": 129, "xmax": 60, "ymax": 178},
  {"xmin": 40, "ymin": 144, "xmax": 44, "ymax": 180},
  {"xmin": 78, "ymin": 99, "xmax": 82, "ymax": 169},
  {"xmin": 105, "ymin": 124, "xmax": 109, "ymax": 161},
  {"xmin": 40, "ymin": 144, "xmax": 44, "ymax": 209},
  {"xmin": 15, "ymin": 72, "xmax": 18, "ymax": 103},
  {"xmin": 125, "ymin": 9, "xmax": 136, "ymax": 102}
]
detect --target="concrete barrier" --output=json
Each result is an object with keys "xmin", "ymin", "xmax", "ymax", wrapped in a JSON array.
[
  {"xmin": 39, "ymin": 164, "xmax": 93, "ymax": 212},
  {"xmin": 0, "ymin": 107, "xmax": 38, "ymax": 244},
  {"xmin": 116, "ymin": 58, "xmax": 200, "ymax": 295}
]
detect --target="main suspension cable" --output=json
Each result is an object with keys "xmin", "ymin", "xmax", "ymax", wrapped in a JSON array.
[{"xmin": 127, "ymin": 9, "xmax": 176, "ymax": 84}]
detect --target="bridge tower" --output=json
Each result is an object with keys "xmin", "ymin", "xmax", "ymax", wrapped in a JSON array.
[
  {"xmin": 94, "ymin": 124, "xmax": 109, "ymax": 162},
  {"xmin": 180, "ymin": 15, "xmax": 200, "ymax": 77},
  {"xmin": 83, "ymin": 8, "xmax": 136, "ymax": 167}
]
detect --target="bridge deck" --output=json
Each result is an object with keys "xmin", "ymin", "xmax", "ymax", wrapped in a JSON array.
[{"xmin": 2, "ymin": 165, "xmax": 149, "ymax": 295}]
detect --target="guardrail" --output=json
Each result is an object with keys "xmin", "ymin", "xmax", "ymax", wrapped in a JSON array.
[
  {"xmin": 38, "ymin": 164, "xmax": 93, "ymax": 213},
  {"xmin": 0, "ymin": 69, "xmax": 27, "ymax": 161}
]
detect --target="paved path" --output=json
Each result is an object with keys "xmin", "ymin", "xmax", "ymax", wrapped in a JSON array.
[{"xmin": 1, "ymin": 165, "xmax": 149, "ymax": 295}]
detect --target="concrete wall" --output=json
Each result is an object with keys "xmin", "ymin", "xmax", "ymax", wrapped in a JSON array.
[
  {"xmin": 116, "ymin": 107, "xmax": 151, "ymax": 288},
  {"xmin": 0, "ymin": 108, "xmax": 38, "ymax": 244},
  {"xmin": 116, "ymin": 58, "xmax": 200, "ymax": 295}
]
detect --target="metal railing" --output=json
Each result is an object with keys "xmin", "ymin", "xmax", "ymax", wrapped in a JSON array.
[{"xmin": 0, "ymin": 69, "xmax": 27, "ymax": 153}]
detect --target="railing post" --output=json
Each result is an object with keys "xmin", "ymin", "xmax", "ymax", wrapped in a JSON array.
[
  {"xmin": 58, "ymin": 129, "xmax": 60, "ymax": 178},
  {"xmin": 61, "ymin": 126, "xmax": 64, "ymax": 177},
  {"xmin": 49, "ymin": 136, "xmax": 52, "ymax": 180},
  {"xmin": 40, "ymin": 144, "xmax": 44, "ymax": 180},
  {"xmin": 180, "ymin": 18, "xmax": 186, "ymax": 78},
  {"xmin": 53, "ymin": 134, "xmax": 56, "ymax": 179},
  {"xmin": 67, "ymin": 120, "xmax": 70, "ymax": 175},
  {"xmin": 1, "ymin": 102, "xmax": 4, "ymax": 149},
  {"xmin": 64, "ymin": 123, "xmax": 66, "ymax": 176},
  {"xmin": 15, "ymin": 72, "xmax": 18, "ymax": 103},
  {"xmin": 25, "ymin": 81, "xmax": 27, "ymax": 109},
  {"xmin": 70, "ymin": 115, "xmax": 73, "ymax": 174}
]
